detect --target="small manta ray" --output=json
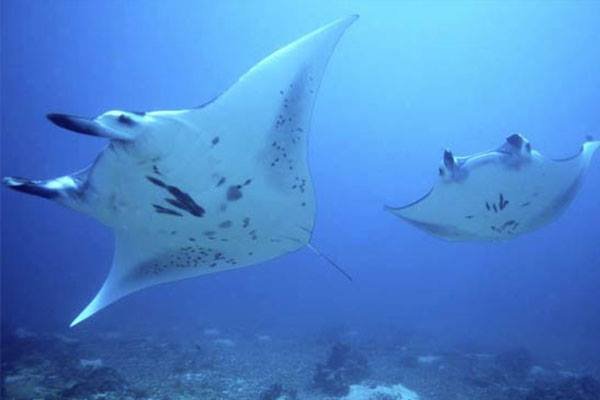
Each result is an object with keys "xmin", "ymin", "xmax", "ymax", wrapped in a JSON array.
[
  {"xmin": 3, "ymin": 16, "xmax": 358, "ymax": 326},
  {"xmin": 386, "ymin": 134, "xmax": 600, "ymax": 241}
]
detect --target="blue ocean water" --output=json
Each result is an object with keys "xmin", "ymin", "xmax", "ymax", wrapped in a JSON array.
[{"xmin": 2, "ymin": 1, "xmax": 600, "ymax": 399}]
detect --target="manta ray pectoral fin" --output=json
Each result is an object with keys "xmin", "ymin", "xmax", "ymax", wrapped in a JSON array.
[
  {"xmin": 70, "ymin": 232, "xmax": 145, "ymax": 327},
  {"xmin": 70, "ymin": 277, "xmax": 121, "ymax": 327},
  {"xmin": 180, "ymin": 15, "xmax": 358, "ymax": 144}
]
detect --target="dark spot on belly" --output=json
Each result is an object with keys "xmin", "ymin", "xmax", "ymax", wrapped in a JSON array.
[
  {"xmin": 227, "ymin": 185, "xmax": 243, "ymax": 201},
  {"xmin": 147, "ymin": 176, "xmax": 205, "ymax": 217},
  {"xmin": 212, "ymin": 136, "xmax": 220, "ymax": 145},
  {"xmin": 219, "ymin": 220, "xmax": 232, "ymax": 229},
  {"xmin": 216, "ymin": 177, "xmax": 226, "ymax": 187}
]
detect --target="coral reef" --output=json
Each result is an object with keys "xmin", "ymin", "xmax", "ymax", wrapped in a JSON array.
[
  {"xmin": 1, "ymin": 326, "xmax": 598, "ymax": 400},
  {"xmin": 495, "ymin": 347, "xmax": 533, "ymax": 380},
  {"xmin": 526, "ymin": 376, "xmax": 600, "ymax": 400},
  {"xmin": 1, "ymin": 329, "xmax": 145, "ymax": 400},
  {"xmin": 341, "ymin": 384, "xmax": 420, "ymax": 400},
  {"xmin": 259, "ymin": 383, "xmax": 298, "ymax": 400},
  {"xmin": 462, "ymin": 347, "xmax": 534, "ymax": 389},
  {"xmin": 61, "ymin": 365, "xmax": 145, "ymax": 399},
  {"xmin": 313, "ymin": 342, "xmax": 369, "ymax": 396}
]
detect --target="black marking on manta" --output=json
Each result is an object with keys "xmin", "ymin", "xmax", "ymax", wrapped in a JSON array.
[
  {"xmin": 147, "ymin": 176, "xmax": 166, "ymax": 188},
  {"xmin": 226, "ymin": 185, "xmax": 243, "ymax": 201},
  {"xmin": 499, "ymin": 193, "xmax": 509, "ymax": 210},
  {"xmin": 219, "ymin": 220, "xmax": 232, "ymax": 228},
  {"xmin": 153, "ymin": 204, "xmax": 183, "ymax": 217},
  {"xmin": 146, "ymin": 176, "xmax": 205, "ymax": 217}
]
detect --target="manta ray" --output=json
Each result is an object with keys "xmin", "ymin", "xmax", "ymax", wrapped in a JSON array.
[
  {"xmin": 386, "ymin": 134, "xmax": 600, "ymax": 241},
  {"xmin": 3, "ymin": 15, "xmax": 358, "ymax": 326}
]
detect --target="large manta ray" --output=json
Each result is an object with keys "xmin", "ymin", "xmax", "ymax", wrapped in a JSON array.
[
  {"xmin": 387, "ymin": 134, "xmax": 600, "ymax": 241},
  {"xmin": 4, "ymin": 16, "xmax": 358, "ymax": 326}
]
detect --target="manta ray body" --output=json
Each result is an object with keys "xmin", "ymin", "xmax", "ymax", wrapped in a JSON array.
[
  {"xmin": 387, "ymin": 134, "xmax": 600, "ymax": 241},
  {"xmin": 4, "ymin": 16, "xmax": 357, "ymax": 326}
]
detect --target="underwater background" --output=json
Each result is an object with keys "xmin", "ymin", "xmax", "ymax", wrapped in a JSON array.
[{"xmin": 2, "ymin": 1, "xmax": 600, "ymax": 399}]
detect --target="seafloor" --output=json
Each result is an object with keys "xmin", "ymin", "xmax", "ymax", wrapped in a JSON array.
[{"xmin": 1, "ymin": 325, "xmax": 599, "ymax": 400}]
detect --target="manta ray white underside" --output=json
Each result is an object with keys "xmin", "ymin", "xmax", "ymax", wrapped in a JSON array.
[
  {"xmin": 387, "ymin": 134, "xmax": 600, "ymax": 241},
  {"xmin": 4, "ymin": 16, "xmax": 358, "ymax": 326}
]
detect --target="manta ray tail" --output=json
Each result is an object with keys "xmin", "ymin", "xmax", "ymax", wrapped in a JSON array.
[{"xmin": 307, "ymin": 243, "xmax": 353, "ymax": 281}]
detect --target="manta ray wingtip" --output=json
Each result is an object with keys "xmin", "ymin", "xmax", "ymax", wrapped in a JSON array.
[
  {"xmin": 70, "ymin": 283, "xmax": 120, "ymax": 327},
  {"xmin": 335, "ymin": 14, "xmax": 359, "ymax": 24}
]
